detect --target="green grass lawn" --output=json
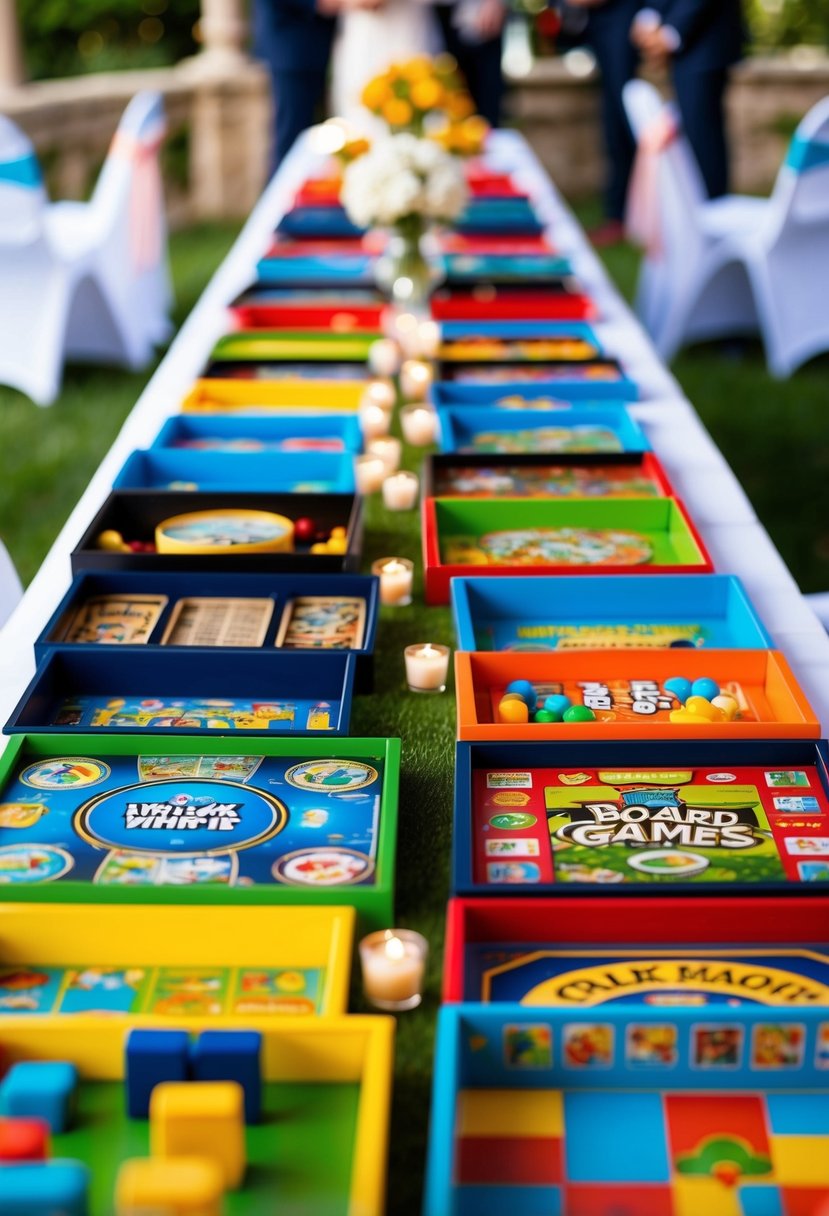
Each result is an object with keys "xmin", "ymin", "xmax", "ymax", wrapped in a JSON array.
[{"xmin": 0, "ymin": 210, "xmax": 827, "ymax": 1215}]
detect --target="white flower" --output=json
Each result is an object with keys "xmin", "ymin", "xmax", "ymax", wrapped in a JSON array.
[{"xmin": 341, "ymin": 133, "xmax": 467, "ymax": 229}]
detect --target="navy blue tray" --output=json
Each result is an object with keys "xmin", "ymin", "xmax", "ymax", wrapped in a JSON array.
[
  {"xmin": 5, "ymin": 648, "xmax": 356, "ymax": 736},
  {"xmin": 151, "ymin": 413, "xmax": 363, "ymax": 454},
  {"xmin": 113, "ymin": 449, "xmax": 356, "ymax": 494},
  {"xmin": 35, "ymin": 571, "xmax": 379, "ymax": 691},
  {"xmin": 70, "ymin": 491, "xmax": 362, "ymax": 575}
]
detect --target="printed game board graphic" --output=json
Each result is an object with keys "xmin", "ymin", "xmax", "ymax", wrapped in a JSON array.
[
  {"xmin": 457, "ymin": 426, "xmax": 624, "ymax": 455},
  {"xmin": 479, "ymin": 620, "xmax": 710, "ymax": 651},
  {"xmin": 50, "ymin": 695, "xmax": 337, "ymax": 733},
  {"xmin": 472, "ymin": 767, "xmax": 829, "ymax": 889},
  {"xmin": 0, "ymin": 964, "xmax": 326, "ymax": 1016},
  {"xmin": 453, "ymin": 1087, "xmax": 829, "ymax": 1214},
  {"xmin": 472, "ymin": 947, "xmax": 829, "ymax": 1007},
  {"xmin": 433, "ymin": 464, "xmax": 663, "ymax": 499},
  {"xmin": 0, "ymin": 754, "xmax": 382, "ymax": 889}
]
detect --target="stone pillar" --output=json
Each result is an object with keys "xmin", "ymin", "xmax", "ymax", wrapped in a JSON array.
[
  {"xmin": 199, "ymin": 0, "xmax": 249, "ymax": 69},
  {"xmin": 0, "ymin": 0, "xmax": 25, "ymax": 89}
]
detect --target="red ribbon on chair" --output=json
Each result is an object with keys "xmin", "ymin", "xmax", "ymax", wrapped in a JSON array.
[
  {"xmin": 111, "ymin": 128, "xmax": 166, "ymax": 273},
  {"xmin": 625, "ymin": 109, "xmax": 678, "ymax": 257}
]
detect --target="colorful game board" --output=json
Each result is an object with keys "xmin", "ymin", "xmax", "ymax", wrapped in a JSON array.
[
  {"xmin": 425, "ymin": 1006, "xmax": 829, "ymax": 1216},
  {"xmin": 455, "ymin": 741, "xmax": 829, "ymax": 896},
  {"xmin": 0, "ymin": 736, "xmax": 399, "ymax": 926},
  {"xmin": 430, "ymin": 462, "xmax": 667, "ymax": 499},
  {"xmin": 47, "ymin": 695, "xmax": 340, "ymax": 733}
]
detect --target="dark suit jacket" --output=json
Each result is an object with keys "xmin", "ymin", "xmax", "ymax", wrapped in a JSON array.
[
  {"xmin": 651, "ymin": 0, "xmax": 745, "ymax": 70},
  {"xmin": 251, "ymin": 0, "xmax": 336, "ymax": 73}
]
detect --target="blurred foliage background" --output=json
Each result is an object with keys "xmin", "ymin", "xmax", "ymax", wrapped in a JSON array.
[{"xmin": 17, "ymin": 0, "xmax": 829, "ymax": 82}]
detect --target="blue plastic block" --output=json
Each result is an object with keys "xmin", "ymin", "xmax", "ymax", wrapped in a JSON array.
[
  {"xmin": 125, "ymin": 1029, "xmax": 189, "ymax": 1119},
  {"xmin": 0, "ymin": 1160, "xmax": 89, "ymax": 1215},
  {"xmin": 190, "ymin": 1030, "xmax": 262, "ymax": 1123},
  {"xmin": 0, "ymin": 1062, "xmax": 77, "ymax": 1133}
]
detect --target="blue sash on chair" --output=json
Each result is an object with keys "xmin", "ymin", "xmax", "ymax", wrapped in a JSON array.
[
  {"xmin": 785, "ymin": 135, "xmax": 829, "ymax": 174},
  {"xmin": 0, "ymin": 152, "xmax": 42, "ymax": 188}
]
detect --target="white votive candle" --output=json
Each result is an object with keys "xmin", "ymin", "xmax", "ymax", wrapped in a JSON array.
[
  {"xmin": 371, "ymin": 556, "xmax": 413, "ymax": 606},
  {"xmin": 400, "ymin": 359, "xmax": 434, "ymax": 402},
  {"xmin": 415, "ymin": 320, "xmax": 441, "ymax": 359},
  {"xmin": 360, "ymin": 378, "xmax": 396, "ymax": 413},
  {"xmin": 359, "ymin": 402, "xmax": 392, "ymax": 441},
  {"xmin": 382, "ymin": 470, "xmax": 419, "ymax": 511},
  {"xmin": 369, "ymin": 337, "xmax": 402, "ymax": 377},
  {"xmin": 354, "ymin": 454, "xmax": 386, "ymax": 495},
  {"xmin": 405, "ymin": 642, "xmax": 450, "ymax": 693},
  {"xmin": 359, "ymin": 928, "xmax": 428, "ymax": 1011},
  {"xmin": 367, "ymin": 436, "xmax": 402, "ymax": 474},
  {"xmin": 391, "ymin": 310, "xmax": 421, "ymax": 356},
  {"xmin": 400, "ymin": 404, "xmax": 437, "ymax": 447}
]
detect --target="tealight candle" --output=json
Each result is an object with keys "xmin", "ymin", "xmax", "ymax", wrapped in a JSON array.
[
  {"xmin": 354, "ymin": 454, "xmax": 386, "ymax": 495},
  {"xmin": 360, "ymin": 379, "xmax": 397, "ymax": 413},
  {"xmin": 359, "ymin": 928, "xmax": 428, "ymax": 1011},
  {"xmin": 382, "ymin": 470, "xmax": 419, "ymax": 511},
  {"xmin": 359, "ymin": 402, "xmax": 391, "ymax": 441},
  {"xmin": 371, "ymin": 556, "xmax": 413, "ymax": 606},
  {"xmin": 400, "ymin": 403, "xmax": 438, "ymax": 447},
  {"xmin": 415, "ymin": 319, "xmax": 441, "ymax": 358},
  {"xmin": 391, "ymin": 310, "xmax": 421, "ymax": 356},
  {"xmin": 405, "ymin": 642, "xmax": 450, "ymax": 693},
  {"xmin": 368, "ymin": 337, "xmax": 402, "ymax": 378},
  {"xmin": 400, "ymin": 358, "xmax": 433, "ymax": 402},
  {"xmin": 367, "ymin": 436, "xmax": 402, "ymax": 474}
]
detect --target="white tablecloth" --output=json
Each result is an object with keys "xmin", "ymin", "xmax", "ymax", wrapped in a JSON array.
[{"xmin": 1, "ymin": 129, "xmax": 827, "ymax": 740}]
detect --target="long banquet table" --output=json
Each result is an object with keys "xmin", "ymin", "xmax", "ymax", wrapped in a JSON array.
[{"xmin": 0, "ymin": 128, "xmax": 827, "ymax": 741}]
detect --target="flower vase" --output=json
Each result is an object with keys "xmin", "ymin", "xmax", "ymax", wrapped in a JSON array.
[{"xmin": 376, "ymin": 219, "xmax": 440, "ymax": 309}]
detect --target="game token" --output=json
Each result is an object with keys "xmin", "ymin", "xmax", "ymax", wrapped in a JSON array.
[
  {"xmin": 544, "ymin": 694, "xmax": 572, "ymax": 715},
  {"xmin": 664, "ymin": 677, "xmax": 692, "ymax": 704},
  {"xmin": 712, "ymin": 693, "xmax": 739, "ymax": 720},
  {"xmin": 505, "ymin": 680, "xmax": 536, "ymax": 709},
  {"xmin": 562, "ymin": 705, "xmax": 596, "ymax": 723},
  {"xmin": 497, "ymin": 698, "xmax": 529, "ymax": 725},
  {"xmin": 684, "ymin": 696, "xmax": 725, "ymax": 722},
  {"xmin": 691, "ymin": 677, "xmax": 720, "ymax": 701}
]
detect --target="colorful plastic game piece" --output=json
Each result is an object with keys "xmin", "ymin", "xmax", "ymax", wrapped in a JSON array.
[
  {"xmin": 498, "ymin": 697, "xmax": 529, "ymax": 724},
  {"xmin": 534, "ymin": 709, "xmax": 559, "ymax": 723},
  {"xmin": 125, "ymin": 1030, "xmax": 189, "ymax": 1120},
  {"xmin": 684, "ymin": 696, "xmax": 725, "ymax": 722},
  {"xmin": 505, "ymin": 679, "xmax": 536, "ymax": 709},
  {"xmin": 0, "ymin": 1062, "xmax": 77, "ymax": 1133},
  {"xmin": 0, "ymin": 1117, "xmax": 49, "ymax": 1161},
  {"xmin": 0, "ymin": 1159, "xmax": 89, "ymax": 1215},
  {"xmin": 150, "ymin": 1081, "xmax": 246, "ymax": 1189},
  {"xmin": 190, "ymin": 1031, "xmax": 262, "ymax": 1124},
  {"xmin": 563, "ymin": 705, "xmax": 596, "ymax": 723},
  {"xmin": 115, "ymin": 1156, "xmax": 225, "ymax": 1216},
  {"xmin": 691, "ymin": 676, "xmax": 720, "ymax": 701},
  {"xmin": 543, "ymin": 694, "xmax": 572, "ymax": 715},
  {"xmin": 664, "ymin": 677, "xmax": 692, "ymax": 704}
]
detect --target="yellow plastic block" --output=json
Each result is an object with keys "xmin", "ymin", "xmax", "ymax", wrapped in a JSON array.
[
  {"xmin": 115, "ymin": 1156, "xmax": 225, "ymax": 1215},
  {"xmin": 771, "ymin": 1136, "xmax": 829, "ymax": 1186},
  {"xmin": 673, "ymin": 1176, "xmax": 742, "ymax": 1216},
  {"xmin": 456, "ymin": 1088, "xmax": 563, "ymax": 1138},
  {"xmin": 150, "ymin": 1082, "xmax": 246, "ymax": 1190}
]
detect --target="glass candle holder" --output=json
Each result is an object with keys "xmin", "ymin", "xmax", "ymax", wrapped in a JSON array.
[
  {"xmin": 359, "ymin": 928, "xmax": 428, "ymax": 1011},
  {"xmin": 400, "ymin": 404, "xmax": 438, "ymax": 447},
  {"xmin": 400, "ymin": 358, "xmax": 433, "ymax": 402},
  {"xmin": 354, "ymin": 454, "xmax": 386, "ymax": 495},
  {"xmin": 382, "ymin": 470, "xmax": 419, "ymax": 511},
  {"xmin": 404, "ymin": 642, "xmax": 450, "ymax": 693},
  {"xmin": 367, "ymin": 436, "xmax": 402, "ymax": 474},
  {"xmin": 359, "ymin": 402, "xmax": 392, "ymax": 441},
  {"xmin": 368, "ymin": 337, "xmax": 402, "ymax": 378},
  {"xmin": 360, "ymin": 379, "xmax": 396, "ymax": 413},
  {"xmin": 371, "ymin": 556, "xmax": 413, "ymax": 606}
]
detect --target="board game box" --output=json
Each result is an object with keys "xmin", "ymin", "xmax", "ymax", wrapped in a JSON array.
[
  {"xmin": 436, "ymin": 406, "xmax": 650, "ymax": 456},
  {"xmin": 450, "ymin": 574, "xmax": 773, "ymax": 654},
  {"xmin": 0, "ymin": 902, "xmax": 354, "ymax": 1019},
  {"xmin": 453, "ymin": 650, "xmax": 818, "ymax": 741},
  {"xmin": 210, "ymin": 330, "xmax": 380, "ymax": 364},
  {"xmin": 151, "ymin": 412, "xmax": 363, "ymax": 454},
  {"xmin": 180, "ymin": 377, "xmax": 366, "ymax": 413},
  {"xmin": 113, "ymin": 448, "xmax": 356, "ymax": 494},
  {"xmin": 443, "ymin": 894, "xmax": 829, "ymax": 1008},
  {"xmin": 454, "ymin": 739, "xmax": 829, "ymax": 897},
  {"xmin": 2, "ymin": 1016, "xmax": 393, "ymax": 1215},
  {"xmin": 424, "ymin": 498, "xmax": 712, "ymax": 604},
  {"xmin": 228, "ymin": 284, "xmax": 388, "ymax": 332},
  {"xmin": 430, "ymin": 281, "xmax": 596, "ymax": 323},
  {"xmin": 433, "ymin": 377, "xmax": 638, "ymax": 403},
  {"xmin": 0, "ymin": 735, "xmax": 399, "ymax": 927},
  {"xmin": 423, "ymin": 453, "xmax": 673, "ymax": 500},
  {"xmin": 425, "ymin": 1004, "xmax": 829, "ymax": 1216},
  {"xmin": 71, "ymin": 491, "xmax": 363, "ymax": 575},
  {"xmin": 6, "ymin": 648, "xmax": 357, "ymax": 736}
]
